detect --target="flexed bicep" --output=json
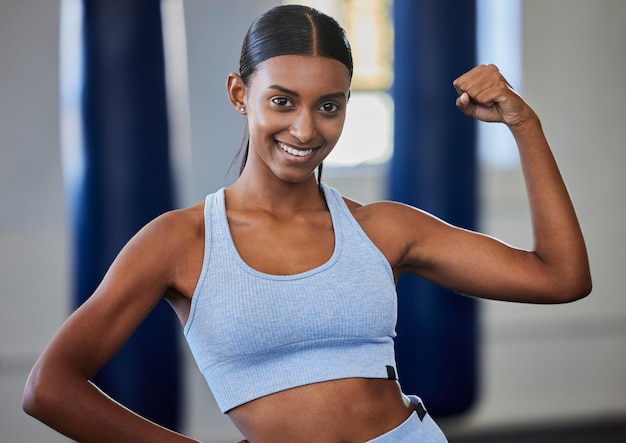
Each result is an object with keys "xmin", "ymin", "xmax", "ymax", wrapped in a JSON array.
[{"xmin": 367, "ymin": 201, "xmax": 588, "ymax": 304}]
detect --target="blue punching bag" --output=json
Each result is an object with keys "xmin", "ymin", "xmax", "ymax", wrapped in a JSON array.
[
  {"xmin": 66, "ymin": 0, "xmax": 181, "ymax": 430},
  {"xmin": 389, "ymin": 0, "xmax": 478, "ymax": 417}
]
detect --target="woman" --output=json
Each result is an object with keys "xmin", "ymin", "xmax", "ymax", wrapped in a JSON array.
[{"xmin": 23, "ymin": 4, "xmax": 591, "ymax": 442}]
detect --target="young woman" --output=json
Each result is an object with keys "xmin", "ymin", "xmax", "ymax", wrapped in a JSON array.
[{"xmin": 23, "ymin": 5, "xmax": 591, "ymax": 442}]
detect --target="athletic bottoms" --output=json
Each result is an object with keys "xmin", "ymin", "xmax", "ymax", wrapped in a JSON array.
[{"xmin": 366, "ymin": 395, "xmax": 448, "ymax": 442}]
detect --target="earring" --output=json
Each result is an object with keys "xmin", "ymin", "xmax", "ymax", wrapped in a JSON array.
[{"xmin": 240, "ymin": 106, "xmax": 246, "ymax": 113}]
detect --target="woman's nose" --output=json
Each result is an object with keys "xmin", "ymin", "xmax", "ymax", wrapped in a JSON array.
[{"xmin": 289, "ymin": 110, "xmax": 317, "ymax": 144}]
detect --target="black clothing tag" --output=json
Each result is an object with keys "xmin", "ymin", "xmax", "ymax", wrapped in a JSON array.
[
  {"xmin": 386, "ymin": 365, "xmax": 397, "ymax": 380},
  {"xmin": 415, "ymin": 401, "xmax": 427, "ymax": 421}
]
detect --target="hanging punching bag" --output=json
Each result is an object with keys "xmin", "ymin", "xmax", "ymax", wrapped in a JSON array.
[
  {"xmin": 389, "ymin": 0, "xmax": 479, "ymax": 417},
  {"xmin": 64, "ymin": 0, "xmax": 181, "ymax": 430}
]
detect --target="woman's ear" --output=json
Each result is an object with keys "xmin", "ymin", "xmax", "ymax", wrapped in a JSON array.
[{"xmin": 227, "ymin": 73, "xmax": 247, "ymax": 115}]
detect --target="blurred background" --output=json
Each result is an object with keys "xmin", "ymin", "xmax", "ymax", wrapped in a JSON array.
[{"xmin": 1, "ymin": 0, "xmax": 625, "ymax": 442}]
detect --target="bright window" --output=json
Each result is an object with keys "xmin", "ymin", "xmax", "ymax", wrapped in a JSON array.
[{"xmin": 477, "ymin": 0, "xmax": 522, "ymax": 169}]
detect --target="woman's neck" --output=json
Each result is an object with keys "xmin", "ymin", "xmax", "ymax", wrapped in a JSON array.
[{"xmin": 227, "ymin": 173, "xmax": 325, "ymax": 214}]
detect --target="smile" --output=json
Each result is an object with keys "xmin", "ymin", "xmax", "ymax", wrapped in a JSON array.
[{"xmin": 276, "ymin": 141, "xmax": 314, "ymax": 157}]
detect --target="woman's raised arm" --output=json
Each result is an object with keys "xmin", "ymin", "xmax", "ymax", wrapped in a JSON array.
[{"xmin": 365, "ymin": 65, "xmax": 591, "ymax": 303}]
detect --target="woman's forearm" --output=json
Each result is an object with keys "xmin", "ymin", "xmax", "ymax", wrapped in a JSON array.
[
  {"xmin": 509, "ymin": 113, "xmax": 592, "ymax": 300},
  {"xmin": 23, "ymin": 365, "xmax": 201, "ymax": 443}
]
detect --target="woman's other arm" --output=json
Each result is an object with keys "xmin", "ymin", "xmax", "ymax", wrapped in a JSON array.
[
  {"xmin": 362, "ymin": 65, "xmax": 591, "ymax": 304},
  {"xmin": 22, "ymin": 210, "xmax": 202, "ymax": 443}
]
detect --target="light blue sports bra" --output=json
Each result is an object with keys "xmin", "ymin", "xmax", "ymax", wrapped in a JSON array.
[{"xmin": 184, "ymin": 183, "xmax": 399, "ymax": 413}]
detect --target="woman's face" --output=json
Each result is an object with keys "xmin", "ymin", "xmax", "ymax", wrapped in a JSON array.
[{"xmin": 242, "ymin": 55, "xmax": 351, "ymax": 184}]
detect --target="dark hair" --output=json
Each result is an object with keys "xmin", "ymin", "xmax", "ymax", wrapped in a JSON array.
[{"xmin": 236, "ymin": 5, "xmax": 353, "ymax": 185}]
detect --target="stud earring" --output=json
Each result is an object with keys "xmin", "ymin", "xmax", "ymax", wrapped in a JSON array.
[{"xmin": 240, "ymin": 107, "xmax": 246, "ymax": 113}]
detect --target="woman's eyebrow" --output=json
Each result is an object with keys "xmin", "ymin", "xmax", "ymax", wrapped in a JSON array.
[
  {"xmin": 267, "ymin": 84, "xmax": 298, "ymax": 96},
  {"xmin": 267, "ymin": 84, "xmax": 347, "ymax": 101}
]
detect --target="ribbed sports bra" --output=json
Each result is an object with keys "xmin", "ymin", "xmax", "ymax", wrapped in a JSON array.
[{"xmin": 184, "ymin": 183, "xmax": 399, "ymax": 413}]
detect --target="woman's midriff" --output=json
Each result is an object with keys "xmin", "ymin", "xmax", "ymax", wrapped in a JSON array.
[{"xmin": 227, "ymin": 378, "xmax": 413, "ymax": 443}]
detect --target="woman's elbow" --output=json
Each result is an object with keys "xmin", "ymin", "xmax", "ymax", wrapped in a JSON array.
[
  {"xmin": 571, "ymin": 274, "xmax": 593, "ymax": 302},
  {"xmin": 23, "ymin": 370, "xmax": 43, "ymax": 418},
  {"xmin": 22, "ymin": 364, "xmax": 57, "ymax": 420},
  {"xmin": 549, "ymin": 272, "xmax": 592, "ymax": 304}
]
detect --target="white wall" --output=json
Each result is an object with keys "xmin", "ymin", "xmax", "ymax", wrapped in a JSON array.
[
  {"xmin": 0, "ymin": 1, "xmax": 70, "ymax": 442},
  {"xmin": 1, "ymin": 1, "xmax": 625, "ymax": 442}
]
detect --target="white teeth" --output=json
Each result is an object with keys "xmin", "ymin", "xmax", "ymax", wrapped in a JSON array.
[{"xmin": 277, "ymin": 141, "xmax": 313, "ymax": 157}]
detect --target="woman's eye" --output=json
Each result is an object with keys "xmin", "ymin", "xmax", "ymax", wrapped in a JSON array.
[
  {"xmin": 320, "ymin": 102, "xmax": 339, "ymax": 113},
  {"xmin": 271, "ymin": 97, "xmax": 292, "ymax": 107}
]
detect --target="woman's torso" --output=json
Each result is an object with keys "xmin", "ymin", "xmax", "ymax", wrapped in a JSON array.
[{"xmin": 168, "ymin": 185, "xmax": 413, "ymax": 441}]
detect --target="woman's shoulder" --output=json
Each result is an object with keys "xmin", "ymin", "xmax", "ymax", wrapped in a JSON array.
[
  {"xmin": 160, "ymin": 201, "xmax": 205, "ymax": 225},
  {"xmin": 342, "ymin": 196, "xmax": 429, "ymax": 225},
  {"xmin": 135, "ymin": 201, "xmax": 206, "ymax": 252}
]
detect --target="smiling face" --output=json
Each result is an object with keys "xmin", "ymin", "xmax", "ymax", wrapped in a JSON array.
[{"xmin": 231, "ymin": 55, "xmax": 351, "ymax": 185}]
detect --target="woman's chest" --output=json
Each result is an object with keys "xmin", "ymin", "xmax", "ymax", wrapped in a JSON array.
[{"xmin": 228, "ymin": 210, "xmax": 335, "ymax": 275}]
